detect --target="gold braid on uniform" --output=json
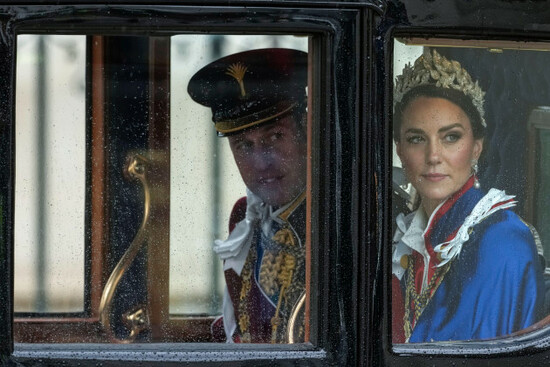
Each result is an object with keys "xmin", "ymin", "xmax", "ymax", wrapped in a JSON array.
[
  {"xmin": 269, "ymin": 227, "xmax": 305, "ymax": 343},
  {"xmin": 402, "ymin": 254, "xmax": 452, "ymax": 342},
  {"xmin": 237, "ymin": 226, "xmax": 305, "ymax": 343},
  {"xmin": 238, "ymin": 245, "xmax": 256, "ymax": 343},
  {"xmin": 259, "ymin": 251, "xmax": 283, "ymax": 297}
]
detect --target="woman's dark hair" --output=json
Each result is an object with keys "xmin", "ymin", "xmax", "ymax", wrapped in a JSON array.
[{"xmin": 393, "ymin": 84, "xmax": 486, "ymax": 142}]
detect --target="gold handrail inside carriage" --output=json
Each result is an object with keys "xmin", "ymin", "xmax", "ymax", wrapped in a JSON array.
[{"xmin": 98, "ymin": 152, "xmax": 154, "ymax": 343}]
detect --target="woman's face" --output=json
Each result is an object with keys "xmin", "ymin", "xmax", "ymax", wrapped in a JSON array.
[{"xmin": 396, "ymin": 96, "xmax": 483, "ymax": 215}]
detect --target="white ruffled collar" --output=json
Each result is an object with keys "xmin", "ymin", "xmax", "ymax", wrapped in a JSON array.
[
  {"xmin": 392, "ymin": 188, "xmax": 516, "ymax": 281},
  {"xmin": 433, "ymin": 188, "xmax": 516, "ymax": 266},
  {"xmin": 392, "ymin": 201, "xmax": 443, "ymax": 283},
  {"xmin": 213, "ymin": 189, "xmax": 303, "ymax": 342},
  {"xmin": 213, "ymin": 189, "xmax": 300, "ymax": 275}
]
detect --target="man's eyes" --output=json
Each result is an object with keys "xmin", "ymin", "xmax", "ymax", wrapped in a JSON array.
[
  {"xmin": 234, "ymin": 132, "xmax": 284, "ymax": 151},
  {"xmin": 234, "ymin": 141, "xmax": 253, "ymax": 151},
  {"xmin": 269, "ymin": 132, "xmax": 284, "ymax": 142}
]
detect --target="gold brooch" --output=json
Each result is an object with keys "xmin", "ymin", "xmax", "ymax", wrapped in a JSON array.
[{"xmin": 226, "ymin": 62, "xmax": 248, "ymax": 98}]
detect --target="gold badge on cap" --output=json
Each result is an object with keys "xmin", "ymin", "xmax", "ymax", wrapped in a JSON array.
[{"xmin": 226, "ymin": 62, "xmax": 248, "ymax": 98}]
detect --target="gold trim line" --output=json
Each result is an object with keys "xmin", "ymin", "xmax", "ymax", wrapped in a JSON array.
[{"xmin": 215, "ymin": 102, "xmax": 298, "ymax": 134}]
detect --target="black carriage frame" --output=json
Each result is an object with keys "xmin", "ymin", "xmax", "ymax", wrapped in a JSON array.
[{"xmin": 0, "ymin": 0, "xmax": 549, "ymax": 366}]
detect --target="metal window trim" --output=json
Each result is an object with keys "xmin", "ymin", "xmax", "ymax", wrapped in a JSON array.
[
  {"xmin": 373, "ymin": 5, "xmax": 550, "ymax": 363},
  {"xmin": 0, "ymin": 3, "xmax": 363, "ymax": 366}
]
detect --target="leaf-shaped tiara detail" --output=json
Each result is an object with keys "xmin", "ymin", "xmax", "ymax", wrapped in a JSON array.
[
  {"xmin": 394, "ymin": 49, "xmax": 486, "ymax": 127},
  {"xmin": 226, "ymin": 62, "xmax": 248, "ymax": 98}
]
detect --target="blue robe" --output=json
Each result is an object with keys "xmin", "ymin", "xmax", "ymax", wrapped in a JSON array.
[{"xmin": 394, "ymin": 180, "xmax": 544, "ymax": 342}]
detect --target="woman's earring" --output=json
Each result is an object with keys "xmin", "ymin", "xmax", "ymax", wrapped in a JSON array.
[{"xmin": 472, "ymin": 160, "xmax": 480, "ymax": 189}]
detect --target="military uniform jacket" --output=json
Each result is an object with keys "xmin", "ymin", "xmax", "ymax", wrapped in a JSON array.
[{"xmin": 214, "ymin": 191, "xmax": 306, "ymax": 343}]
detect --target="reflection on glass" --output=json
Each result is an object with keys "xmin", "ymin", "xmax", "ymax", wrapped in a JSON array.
[
  {"xmin": 392, "ymin": 40, "xmax": 546, "ymax": 343},
  {"xmin": 15, "ymin": 35, "xmax": 86, "ymax": 313}
]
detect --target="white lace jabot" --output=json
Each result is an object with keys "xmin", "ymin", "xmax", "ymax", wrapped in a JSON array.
[
  {"xmin": 213, "ymin": 189, "xmax": 295, "ymax": 275},
  {"xmin": 433, "ymin": 188, "xmax": 516, "ymax": 266}
]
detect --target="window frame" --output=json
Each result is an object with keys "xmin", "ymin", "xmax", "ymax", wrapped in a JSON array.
[
  {"xmin": 374, "ymin": 1, "xmax": 550, "ymax": 366},
  {"xmin": 0, "ymin": 2, "xmax": 367, "ymax": 366},
  {"xmin": 10, "ymin": 0, "xmax": 550, "ymax": 365}
]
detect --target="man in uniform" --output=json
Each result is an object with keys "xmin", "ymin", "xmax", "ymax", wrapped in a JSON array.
[{"xmin": 188, "ymin": 48, "xmax": 308, "ymax": 343}]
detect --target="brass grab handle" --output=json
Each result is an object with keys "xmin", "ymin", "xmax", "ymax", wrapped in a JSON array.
[
  {"xmin": 98, "ymin": 153, "xmax": 152, "ymax": 343},
  {"xmin": 286, "ymin": 291, "xmax": 306, "ymax": 343}
]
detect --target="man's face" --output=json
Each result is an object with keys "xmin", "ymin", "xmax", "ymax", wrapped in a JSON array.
[{"xmin": 228, "ymin": 114, "xmax": 307, "ymax": 207}]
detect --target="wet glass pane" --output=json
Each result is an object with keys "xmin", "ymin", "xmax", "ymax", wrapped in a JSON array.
[
  {"xmin": 169, "ymin": 35, "xmax": 308, "ymax": 316},
  {"xmin": 392, "ymin": 38, "xmax": 550, "ymax": 344},
  {"xmin": 170, "ymin": 35, "xmax": 309, "ymax": 343},
  {"xmin": 13, "ymin": 33, "xmax": 310, "ymax": 344},
  {"xmin": 15, "ymin": 35, "xmax": 86, "ymax": 313}
]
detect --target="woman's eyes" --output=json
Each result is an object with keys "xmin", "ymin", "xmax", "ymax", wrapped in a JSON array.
[
  {"xmin": 405, "ymin": 132, "xmax": 462, "ymax": 144},
  {"xmin": 406, "ymin": 135, "xmax": 424, "ymax": 144},
  {"xmin": 444, "ymin": 132, "xmax": 462, "ymax": 142}
]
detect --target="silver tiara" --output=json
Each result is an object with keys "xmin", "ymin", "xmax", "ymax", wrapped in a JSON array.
[{"xmin": 394, "ymin": 49, "xmax": 486, "ymax": 127}]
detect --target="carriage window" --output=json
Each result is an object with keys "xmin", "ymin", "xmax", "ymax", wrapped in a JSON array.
[
  {"xmin": 392, "ymin": 38, "xmax": 550, "ymax": 344},
  {"xmin": 14, "ymin": 33, "xmax": 310, "ymax": 343}
]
